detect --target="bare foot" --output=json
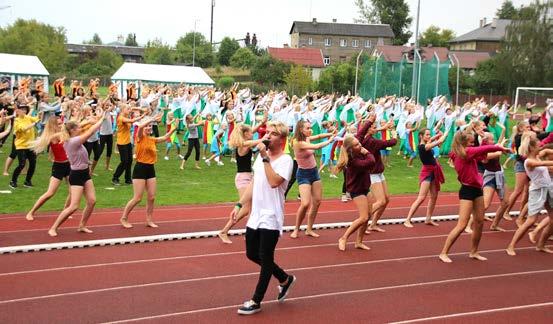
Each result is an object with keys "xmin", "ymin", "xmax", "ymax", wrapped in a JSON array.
[
  {"xmin": 120, "ymin": 218, "xmax": 133, "ymax": 229},
  {"xmin": 146, "ymin": 221, "xmax": 158, "ymax": 228},
  {"xmin": 338, "ymin": 238, "xmax": 347, "ymax": 251},
  {"xmin": 528, "ymin": 231, "xmax": 537, "ymax": 243},
  {"xmin": 218, "ymin": 232, "xmax": 232, "ymax": 244},
  {"xmin": 290, "ymin": 230, "xmax": 299, "ymax": 239},
  {"xmin": 2, "ymin": 172, "xmax": 8, "ymax": 176},
  {"xmin": 179, "ymin": 166, "xmax": 184, "ymax": 170},
  {"xmin": 490, "ymin": 225, "xmax": 506, "ymax": 232},
  {"xmin": 439, "ymin": 254, "xmax": 452, "ymax": 263},
  {"xmin": 403, "ymin": 220, "xmax": 414, "ymax": 228},
  {"xmin": 25, "ymin": 213, "xmax": 34, "ymax": 221},
  {"xmin": 369, "ymin": 226, "xmax": 386, "ymax": 233},
  {"xmin": 305, "ymin": 230, "xmax": 320, "ymax": 238},
  {"xmin": 503, "ymin": 214, "xmax": 513, "ymax": 221},
  {"xmin": 77, "ymin": 227, "xmax": 93, "ymax": 234},
  {"xmin": 469, "ymin": 253, "xmax": 488, "ymax": 261},
  {"xmin": 195, "ymin": 166, "xmax": 202, "ymax": 170},
  {"xmin": 425, "ymin": 220, "xmax": 439, "ymax": 226},
  {"xmin": 354, "ymin": 243, "xmax": 371, "ymax": 250},
  {"xmin": 464, "ymin": 227, "xmax": 473, "ymax": 234},
  {"xmin": 506, "ymin": 247, "xmax": 517, "ymax": 256},
  {"xmin": 484, "ymin": 216, "xmax": 493, "ymax": 222},
  {"xmin": 536, "ymin": 246, "xmax": 553, "ymax": 254},
  {"xmin": 48, "ymin": 228, "xmax": 58, "ymax": 237}
]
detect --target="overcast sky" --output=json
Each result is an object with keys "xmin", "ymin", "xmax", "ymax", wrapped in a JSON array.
[{"xmin": 0, "ymin": 0, "xmax": 534, "ymax": 47}]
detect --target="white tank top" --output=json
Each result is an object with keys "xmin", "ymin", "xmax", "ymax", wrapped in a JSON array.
[{"xmin": 525, "ymin": 159, "xmax": 552, "ymax": 191}]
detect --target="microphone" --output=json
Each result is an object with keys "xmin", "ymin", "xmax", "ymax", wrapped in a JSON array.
[{"xmin": 262, "ymin": 139, "xmax": 270, "ymax": 150}]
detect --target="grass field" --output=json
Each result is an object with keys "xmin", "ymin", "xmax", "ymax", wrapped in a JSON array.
[{"xmin": 0, "ymin": 129, "xmax": 516, "ymax": 214}]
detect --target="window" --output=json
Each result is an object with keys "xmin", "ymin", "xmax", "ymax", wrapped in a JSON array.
[
  {"xmin": 324, "ymin": 38, "xmax": 331, "ymax": 46},
  {"xmin": 365, "ymin": 39, "xmax": 372, "ymax": 48},
  {"xmin": 352, "ymin": 39, "xmax": 359, "ymax": 48},
  {"xmin": 340, "ymin": 39, "xmax": 347, "ymax": 47},
  {"xmin": 323, "ymin": 56, "xmax": 330, "ymax": 66},
  {"xmin": 308, "ymin": 37, "xmax": 313, "ymax": 45}
]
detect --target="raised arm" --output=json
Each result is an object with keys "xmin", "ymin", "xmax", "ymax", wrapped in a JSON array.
[
  {"xmin": 155, "ymin": 118, "xmax": 179, "ymax": 143},
  {"xmin": 79, "ymin": 112, "xmax": 106, "ymax": 144}
]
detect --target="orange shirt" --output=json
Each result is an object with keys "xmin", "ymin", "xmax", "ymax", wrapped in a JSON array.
[
  {"xmin": 136, "ymin": 135, "xmax": 157, "ymax": 164},
  {"xmin": 116, "ymin": 116, "xmax": 131, "ymax": 145}
]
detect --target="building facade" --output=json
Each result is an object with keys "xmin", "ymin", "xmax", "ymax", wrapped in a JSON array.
[
  {"xmin": 449, "ymin": 18, "xmax": 511, "ymax": 53},
  {"xmin": 289, "ymin": 19, "xmax": 394, "ymax": 66}
]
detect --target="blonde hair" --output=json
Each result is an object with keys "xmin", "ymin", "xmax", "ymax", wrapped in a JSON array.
[
  {"xmin": 267, "ymin": 121, "xmax": 289, "ymax": 138},
  {"xmin": 60, "ymin": 121, "xmax": 79, "ymax": 142},
  {"xmin": 31, "ymin": 117, "xmax": 61, "ymax": 154},
  {"xmin": 229, "ymin": 124, "xmax": 252, "ymax": 149},
  {"xmin": 335, "ymin": 135, "xmax": 356, "ymax": 173},
  {"xmin": 293, "ymin": 120, "xmax": 309, "ymax": 142},
  {"xmin": 451, "ymin": 131, "xmax": 472, "ymax": 159},
  {"xmin": 518, "ymin": 131, "xmax": 536, "ymax": 156}
]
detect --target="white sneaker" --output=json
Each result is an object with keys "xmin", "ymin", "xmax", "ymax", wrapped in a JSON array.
[
  {"xmin": 230, "ymin": 158, "xmax": 236, "ymax": 163},
  {"xmin": 346, "ymin": 192, "xmax": 352, "ymax": 201},
  {"xmin": 164, "ymin": 156, "xmax": 169, "ymax": 161},
  {"xmin": 205, "ymin": 160, "xmax": 211, "ymax": 166},
  {"xmin": 178, "ymin": 154, "xmax": 185, "ymax": 160},
  {"xmin": 329, "ymin": 174, "xmax": 338, "ymax": 179},
  {"xmin": 341, "ymin": 194, "xmax": 348, "ymax": 202},
  {"xmin": 217, "ymin": 161, "xmax": 224, "ymax": 166}
]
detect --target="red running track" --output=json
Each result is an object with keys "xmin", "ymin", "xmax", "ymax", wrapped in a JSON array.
[{"xmin": 0, "ymin": 199, "xmax": 550, "ymax": 323}]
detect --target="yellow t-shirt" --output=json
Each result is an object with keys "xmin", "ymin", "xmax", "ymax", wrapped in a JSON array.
[
  {"xmin": 14, "ymin": 115, "xmax": 39, "ymax": 149},
  {"xmin": 136, "ymin": 135, "xmax": 157, "ymax": 164},
  {"xmin": 117, "ymin": 116, "xmax": 131, "ymax": 145}
]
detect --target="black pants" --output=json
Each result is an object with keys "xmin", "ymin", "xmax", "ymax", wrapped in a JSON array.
[
  {"xmin": 84, "ymin": 140, "xmax": 101, "ymax": 162},
  {"xmin": 99, "ymin": 134, "xmax": 113, "ymax": 158},
  {"xmin": 284, "ymin": 159, "xmax": 298, "ymax": 198},
  {"xmin": 9, "ymin": 135, "xmax": 17, "ymax": 159},
  {"xmin": 245, "ymin": 227, "xmax": 288, "ymax": 304},
  {"xmin": 184, "ymin": 138, "xmax": 200, "ymax": 161},
  {"xmin": 113, "ymin": 143, "xmax": 133, "ymax": 182},
  {"xmin": 12, "ymin": 149, "xmax": 36, "ymax": 184},
  {"xmin": 152, "ymin": 125, "xmax": 159, "ymax": 138}
]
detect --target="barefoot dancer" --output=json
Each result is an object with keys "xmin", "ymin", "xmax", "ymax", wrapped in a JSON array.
[
  {"xmin": 439, "ymin": 131, "xmax": 509, "ymax": 263},
  {"xmin": 404, "ymin": 127, "xmax": 449, "ymax": 227},
  {"xmin": 120, "ymin": 116, "xmax": 176, "ymax": 229},
  {"xmin": 48, "ymin": 110, "xmax": 108, "ymax": 237}
]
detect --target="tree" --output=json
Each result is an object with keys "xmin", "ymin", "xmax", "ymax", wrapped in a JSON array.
[
  {"xmin": 230, "ymin": 47, "xmax": 256, "ymax": 69},
  {"xmin": 217, "ymin": 37, "xmax": 240, "ymax": 66},
  {"xmin": 85, "ymin": 33, "xmax": 103, "ymax": 45},
  {"xmin": 144, "ymin": 38, "xmax": 175, "ymax": 65},
  {"xmin": 496, "ymin": 0, "xmax": 518, "ymax": 19},
  {"xmin": 76, "ymin": 49, "xmax": 124, "ymax": 77},
  {"xmin": 285, "ymin": 65, "xmax": 313, "ymax": 96},
  {"xmin": 125, "ymin": 33, "xmax": 138, "ymax": 46},
  {"xmin": 317, "ymin": 62, "xmax": 355, "ymax": 94},
  {"xmin": 0, "ymin": 19, "xmax": 68, "ymax": 73},
  {"xmin": 354, "ymin": 0, "xmax": 413, "ymax": 45},
  {"xmin": 419, "ymin": 25, "xmax": 456, "ymax": 48},
  {"xmin": 251, "ymin": 55, "xmax": 290, "ymax": 85},
  {"xmin": 175, "ymin": 32, "xmax": 214, "ymax": 67}
]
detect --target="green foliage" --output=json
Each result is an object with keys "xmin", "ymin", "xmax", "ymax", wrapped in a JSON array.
[
  {"xmin": 217, "ymin": 37, "xmax": 240, "ymax": 66},
  {"xmin": 353, "ymin": 0, "xmax": 379, "ymax": 24},
  {"xmin": 471, "ymin": 58, "xmax": 507, "ymax": 94},
  {"xmin": 419, "ymin": 25, "xmax": 455, "ymax": 48},
  {"xmin": 251, "ymin": 55, "xmax": 290, "ymax": 86},
  {"xmin": 0, "ymin": 19, "xmax": 68, "ymax": 73},
  {"xmin": 144, "ymin": 38, "xmax": 175, "ymax": 65},
  {"xmin": 175, "ymin": 32, "xmax": 214, "ymax": 68},
  {"xmin": 284, "ymin": 65, "xmax": 313, "ymax": 96},
  {"xmin": 355, "ymin": 0, "xmax": 413, "ymax": 45},
  {"xmin": 496, "ymin": 0, "xmax": 518, "ymax": 19},
  {"xmin": 317, "ymin": 62, "xmax": 355, "ymax": 94},
  {"xmin": 84, "ymin": 33, "xmax": 102, "ymax": 45},
  {"xmin": 217, "ymin": 76, "xmax": 235, "ymax": 89},
  {"xmin": 230, "ymin": 47, "xmax": 256, "ymax": 69},
  {"xmin": 124, "ymin": 33, "xmax": 138, "ymax": 46},
  {"xmin": 76, "ymin": 49, "xmax": 124, "ymax": 77}
]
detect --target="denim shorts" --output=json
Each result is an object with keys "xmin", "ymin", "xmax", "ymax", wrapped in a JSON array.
[
  {"xmin": 514, "ymin": 160, "xmax": 525, "ymax": 173},
  {"xmin": 423, "ymin": 173, "xmax": 435, "ymax": 183},
  {"xmin": 297, "ymin": 167, "xmax": 321, "ymax": 185}
]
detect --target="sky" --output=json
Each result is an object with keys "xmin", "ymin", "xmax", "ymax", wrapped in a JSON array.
[{"xmin": 0, "ymin": 0, "xmax": 534, "ymax": 47}]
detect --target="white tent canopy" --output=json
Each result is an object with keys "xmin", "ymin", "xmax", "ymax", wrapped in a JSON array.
[{"xmin": 0, "ymin": 53, "xmax": 50, "ymax": 92}]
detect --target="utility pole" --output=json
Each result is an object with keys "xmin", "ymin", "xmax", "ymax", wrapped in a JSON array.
[
  {"xmin": 411, "ymin": 0, "xmax": 421, "ymax": 102},
  {"xmin": 210, "ymin": 0, "xmax": 215, "ymax": 45},
  {"xmin": 193, "ymin": 19, "xmax": 198, "ymax": 67}
]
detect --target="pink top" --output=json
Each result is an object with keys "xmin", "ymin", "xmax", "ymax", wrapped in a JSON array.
[
  {"xmin": 64, "ymin": 136, "xmax": 89, "ymax": 171},
  {"xmin": 450, "ymin": 145, "xmax": 506, "ymax": 188},
  {"xmin": 294, "ymin": 146, "xmax": 316, "ymax": 169}
]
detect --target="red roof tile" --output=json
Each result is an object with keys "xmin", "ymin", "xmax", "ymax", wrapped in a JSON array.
[
  {"xmin": 268, "ymin": 47, "xmax": 325, "ymax": 68},
  {"xmin": 450, "ymin": 51, "xmax": 491, "ymax": 69}
]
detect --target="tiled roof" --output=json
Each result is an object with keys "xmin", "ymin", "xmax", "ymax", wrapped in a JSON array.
[
  {"xmin": 374, "ymin": 45, "xmax": 449, "ymax": 62},
  {"xmin": 450, "ymin": 19, "xmax": 511, "ymax": 43},
  {"xmin": 267, "ymin": 47, "xmax": 325, "ymax": 68},
  {"xmin": 449, "ymin": 51, "xmax": 491, "ymax": 69},
  {"xmin": 290, "ymin": 21, "xmax": 394, "ymax": 38}
]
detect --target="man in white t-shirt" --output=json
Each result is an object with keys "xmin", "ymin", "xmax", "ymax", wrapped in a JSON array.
[{"xmin": 230, "ymin": 121, "xmax": 296, "ymax": 315}]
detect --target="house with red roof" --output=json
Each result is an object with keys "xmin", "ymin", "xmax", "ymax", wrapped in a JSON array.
[{"xmin": 267, "ymin": 46, "xmax": 325, "ymax": 80}]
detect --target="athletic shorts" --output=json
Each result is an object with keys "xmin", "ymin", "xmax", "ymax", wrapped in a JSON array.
[
  {"xmin": 51, "ymin": 162, "xmax": 70, "ymax": 180},
  {"xmin": 370, "ymin": 173, "xmax": 386, "ymax": 184},
  {"xmin": 69, "ymin": 168, "xmax": 91, "ymax": 186},
  {"xmin": 350, "ymin": 190, "xmax": 370, "ymax": 199},
  {"xmin": 235, "ymin": 172, "xmax": 253, "ymax": 189},
  {"xmin": 132, "ymin": 162, "xmax": 156, "ymax": 180},
  {"xmin": 297, "ymin": 167, "xmax": 320, "ymax": 185},
  {"xmin": 514, "ymin": 160, "xmax": 525, "ymax": 173},
  {"xmin": 528, "ymin": 187, "xmax": 553, "ymax": 216},
  {"xmin": 459, "ymin": 184, "xmax": 483, "ymax": 201}
]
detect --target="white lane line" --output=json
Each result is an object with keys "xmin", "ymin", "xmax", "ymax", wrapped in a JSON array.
[
  {"xmin": 0, "ymin": 230, "xmax": 514, "ymax": 277},
  {"xmin": 390, "ymin": 302, "xmax": 553, "ymax": 323},
  {"xmin": 0, "ymin": 246, "xmax": 545, "ymax": 305},
  {"xmin": 0, "ymin": 193, "xmax": 462, "ymax": 220},
  {"xmin": 105, "ymin": 268, "xmax": 553, "ymax": 323}
]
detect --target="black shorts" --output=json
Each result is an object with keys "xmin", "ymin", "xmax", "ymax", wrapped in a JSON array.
[
  {"xmin": 51, "ymin": 162, "xmax": 70, "ymax": 180},
  {"xmin": 69, "ymin": 168, "xmax": 91, "ymax": 186},
  {"xmin": 350, "ymin": 190, "xmax": 370, "ymax": 199},
  {"xmin": 459, "ymin": 185, "xmax": 483, "ymax": 201},
  {"xmin": 132, "ymin": 162, "xmax": 156, "ymax": 180}
]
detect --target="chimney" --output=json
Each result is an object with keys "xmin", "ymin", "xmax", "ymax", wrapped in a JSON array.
[
  {"xmin": 312, "ymin": 18, "xmax": 317, "ymax": 25},
  {"xmin": 491, "ymin": 18, "xmax": 498, "ymax": 28},
  {"xmin": 283, "ymin": 43, "xmax": 289, "ymax": 48},
  {"xmin": 479, "ymin": 17, "xmax": 487, "ymax": 28},
  {"xmin": 332, "ymin": 18, "xmax": 337, "ymax": 23}
]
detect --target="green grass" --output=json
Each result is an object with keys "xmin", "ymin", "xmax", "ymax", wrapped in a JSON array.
[{"xmin": 0, "ymin": 129, "xmax": 516, "ymax": 214}]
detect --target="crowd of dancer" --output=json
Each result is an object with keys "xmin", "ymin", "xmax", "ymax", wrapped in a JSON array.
[{"xmin": 1, "ymin": 77, "xmax": 553, "ymax": 315}]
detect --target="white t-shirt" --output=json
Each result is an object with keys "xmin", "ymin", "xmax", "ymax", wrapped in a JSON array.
[{"xmin": 246, "ymin": 154, "xmax": 293, "ymax": 234}]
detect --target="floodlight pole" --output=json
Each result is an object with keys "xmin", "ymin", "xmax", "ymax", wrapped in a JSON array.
[
  {"xmin": 354, "ymin": 50, "xmax": 364, "ymax": 96},
  {"xmin": 374, "ymin": 52, "xmax": 381, "ymax": 101},
  {"xmin": 434, "ymin": 52, "xmax": 440, "ymax": 97},
  {"xmin": 193, "ymin": 20, "xmax": 198, "ymax": 67},
  {"xmin": 411, "ymin": 0, "xmax": 421, "ymax": 101},
  {"xmin": 210, "ymin": 0, "xmax": 215, "ymax": 45},
  {"xmin": 450, "ymin": 53, "xmax": 460, "ymax": 106}
]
